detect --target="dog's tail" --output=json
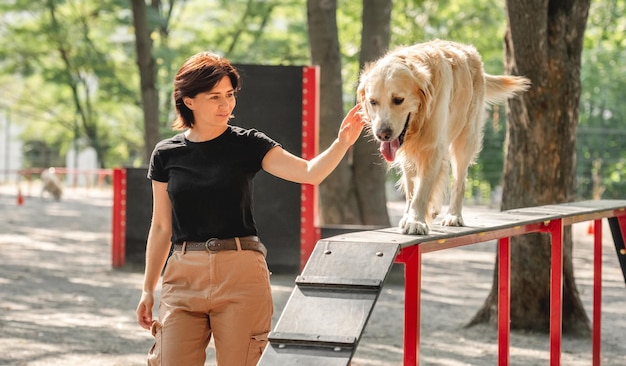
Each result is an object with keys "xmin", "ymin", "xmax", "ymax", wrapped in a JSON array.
[{"xmin": 484, "ymin": 74, "xmax": 531, "ymax": 104}]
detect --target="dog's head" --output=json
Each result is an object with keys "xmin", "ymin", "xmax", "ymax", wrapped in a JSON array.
[{"xmin": 357, "ymin": 53, "xmax": 433, "ymax": 162}]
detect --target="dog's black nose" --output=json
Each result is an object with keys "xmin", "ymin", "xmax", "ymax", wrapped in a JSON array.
[{"xmin": 376, "ymin": 128, "xmax": 393, "ymax": 141}]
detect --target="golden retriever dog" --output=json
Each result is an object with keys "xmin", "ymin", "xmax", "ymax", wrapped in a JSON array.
[{"xmin": 357, "ymin": 39, "xmax": 530, "ymax": 235}]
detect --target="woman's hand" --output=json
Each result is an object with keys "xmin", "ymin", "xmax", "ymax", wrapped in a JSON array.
[
  {"xmin": 337, "ymin": 104, "xmax": 366, "ymax": 147},
  {"xmin": 136, "ymin": 291, "xmax": 155, "ymax": 330},
  {"xmin": 262, "ymin": 104, "xmax": 366, "ymax": 185}
]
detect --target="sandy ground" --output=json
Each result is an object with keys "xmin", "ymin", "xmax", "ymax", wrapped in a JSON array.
[{"xmin": 0, "ymin": 183, "xmax": 625, "ymax": 365}]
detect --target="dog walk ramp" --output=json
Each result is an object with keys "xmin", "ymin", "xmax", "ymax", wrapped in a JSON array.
[{"xmin": 258, "ymin": 237, "xmax": 400, "ymax": 365}]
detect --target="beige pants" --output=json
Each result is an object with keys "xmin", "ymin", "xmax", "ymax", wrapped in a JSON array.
[{"xmin": 148, "ymin": 248, "xmax": 273, "ymax": 366}]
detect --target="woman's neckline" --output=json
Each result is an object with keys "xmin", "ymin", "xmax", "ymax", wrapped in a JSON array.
[{"xmin": 184, "ymin": 126, "xmax": 230, "ymax": 143}]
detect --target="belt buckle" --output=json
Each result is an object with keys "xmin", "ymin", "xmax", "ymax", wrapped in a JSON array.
[{"xmin": 204, "ymin": 238, "xmax": 220, "ymax": 252}]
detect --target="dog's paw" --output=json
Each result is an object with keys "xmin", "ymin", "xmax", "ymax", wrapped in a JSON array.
[
  {"xmin": 441, "ymin": 214, "xmax": 464, "ymax": 227},
  {"xmin": 400, "ymin": 215, "xmax": 430, "ymax": 235}
]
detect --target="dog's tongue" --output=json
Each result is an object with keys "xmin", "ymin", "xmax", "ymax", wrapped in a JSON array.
[{"xmin": 380, "ymin": 139, "xmax": 400, "ymax": 162}]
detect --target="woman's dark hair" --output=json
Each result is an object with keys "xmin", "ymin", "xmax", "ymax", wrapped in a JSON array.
[{"xmin": 172, "ymin": 52, "xmax": 241, "ymax": 130}]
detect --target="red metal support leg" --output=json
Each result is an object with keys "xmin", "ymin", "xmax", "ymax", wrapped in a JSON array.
[
  {"xmin": 592, "ymin": 219, "xmax": 603, "ymax": 366},
  {"xmin": 299, "ymin": 66, "xmax": 320, "ymax": 270},
  {"xmin": 397, "ymin": 245, "xmax": 422, "ymax": 366},
  {"xmin": 111, "ymin": 168, "xmax": 127, "ymax": 268},
  {"xmin": 547, "ymin": 219, "xmax": 564, "ymax": 366},
  {"xmin": 498, "ymin": 237, "xmax": 511, "ymax": 366}
]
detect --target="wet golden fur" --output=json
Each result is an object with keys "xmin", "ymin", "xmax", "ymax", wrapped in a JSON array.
[{"xmin": 357, "ymin": 40, "xmax": 530, "ymax": 235}]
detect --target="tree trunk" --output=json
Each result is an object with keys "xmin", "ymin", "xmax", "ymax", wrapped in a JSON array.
[
  {"xmin": 131, "ymin": 0, "xmax": 160, "ymax": 164},
  {"xmin": 307, "ymin": 0, "xmax": 360, "ymax": 224},
  {"xmin": 352, "ymin": 0, "xmax": 392, "ymax": 226},
  {"xmin": 469, "ymin": 0, "xmax": 591, "ymax": 336}
]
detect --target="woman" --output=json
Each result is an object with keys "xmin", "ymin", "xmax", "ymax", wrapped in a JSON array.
[{"xmin": 135, "ymin": 51, "xmax": 365, "ymax": 366}]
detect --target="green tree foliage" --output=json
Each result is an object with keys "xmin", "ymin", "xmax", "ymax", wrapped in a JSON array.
[
  {"xmin": 0, "ymin": 0, "xmax": 144, "ymax": 167},
  {"xmin": 166, "ymin": 0, "xmax": 308, "ymax": 65},
  {"xmin": 577, "ymin": 0, "xmax": 626, "ymax": 199},
  {"xmin": 1, "ymin": 0, "xmax": 624, "ymax": 203},
  {"xmin": 0, "ymin": 0, "xmax": 309, "ymax": 168}
]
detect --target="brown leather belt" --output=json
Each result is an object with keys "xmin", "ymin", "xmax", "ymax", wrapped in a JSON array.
[{"xmin": 173, "ymin": 236, "xmax": 267, "ymax": 257}]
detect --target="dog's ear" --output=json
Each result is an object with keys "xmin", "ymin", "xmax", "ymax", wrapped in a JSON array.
[
  {"xmin": 355, "ymin": 75, "xmax": 371, "ymax": 121},
  {"xmin": 356, "ymin": 60, "xmax": 377, "ymax": 102},
  {"xmin": 402, "ymin": 60, "xmax": 434, "ymax": 118},
  {"xmin": 356, "ymin": 81, "xmax": 365, "ymax": 103},
  {"xmin": 417, "ymin": 86, "xmax": 433, "ymax": 118},
  {"xmin": 413, "ymin": 66, "xmax": 434, "ymax": 118}
]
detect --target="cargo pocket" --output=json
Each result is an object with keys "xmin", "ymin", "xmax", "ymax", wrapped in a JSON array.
[
  {"xmin": 247, "ymin": 330, "xmax": 270, "ymax": 365},
  {"xmin": 147, "ymin": 321, "xmax": 163, "ymax": 366}
]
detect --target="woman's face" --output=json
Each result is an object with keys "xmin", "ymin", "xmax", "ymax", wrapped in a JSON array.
[{"xmin": 184, "ymin": 75, "xmax": 236, "ymax": 128}]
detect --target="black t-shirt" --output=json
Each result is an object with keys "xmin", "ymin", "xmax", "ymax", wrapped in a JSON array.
[{"xmin": 147, "ymin": 125, "xmax": 280, "ymax": 244}]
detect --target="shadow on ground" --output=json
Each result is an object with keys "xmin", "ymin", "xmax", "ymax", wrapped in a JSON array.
[{"xmin": 0, "ymin": 185, "xmax": 624, "ymax": 365}]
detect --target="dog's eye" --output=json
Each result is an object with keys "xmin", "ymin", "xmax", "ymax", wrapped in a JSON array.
[
  {"xmin": 369, "ymin": 99, "xmax": 378, "ymax": 106},
  {"xmin": 392, "ymin": 97, "xmax": 404, "ymax": 105}
]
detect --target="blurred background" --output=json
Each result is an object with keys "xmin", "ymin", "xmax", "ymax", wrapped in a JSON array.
[{"xmin": 0, "ymin": 0, "xmax": 624, "ymax": 211}]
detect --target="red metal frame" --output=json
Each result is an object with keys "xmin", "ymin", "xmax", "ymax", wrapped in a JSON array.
[
  {"xmin": 545, "ymin": 219, "xmax": 564, "ymax": 365},
  {"xmin": 498, "ymin": 236, "xmax": 510, "ymax": 366},
  {"xmin": 300, "ymin": 66, "xmax": 320, "ymax": 270},
  {"xmin": 111, "ymin": 168, "xmax": 126, "ymax": 268},
  {"xmin": 394, "ymin": 211, "xmax": 626, "ymax": 366},
  {"xmin": 395, "ymin": 245, "xmax": 422, "ymax": 365},
  {"xmin": 593, "ymin": 219, "xmax": 603, "ymax": 366}
]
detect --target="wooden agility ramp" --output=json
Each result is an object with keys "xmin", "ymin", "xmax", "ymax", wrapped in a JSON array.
[
  {"xmin": 258, "ymin": 200, "xmax": 626, "ymax": 366},
  {"xmin": 259, "ymin": 237, "xmax": 401, "ymax": 365}
]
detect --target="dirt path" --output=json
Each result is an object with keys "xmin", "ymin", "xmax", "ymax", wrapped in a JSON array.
[{"xmin": 0, "ymin": 184, "xmax": 624, "ymax": 365}]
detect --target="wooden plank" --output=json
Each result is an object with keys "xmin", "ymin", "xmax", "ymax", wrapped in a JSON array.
[
  {"xmin": 324, "ymin": 200, "xmax": 626, "ymax": 249},
  {"xmin": 300, "ymin": 241, "xmax": 399, "ymax": 281},
  {"xmin": 260, "ymin": 242, "xmax": 399, "ymax": 365},
  {"xmin": 504, "ymin": 200, "xmax": 626, "ymax": 218},
  {"xmin": 259, "ymin": 342, "xmax": 352, "ymax": 366},
  {"xmin": 271, "ymin": 286, "xmax": 378, "ymax": 341},
  {"xmin": 416, "ymin": 222, "xmax": 548, "ymax": 254},
  {"xmin": 325, "ymin": 212, "xmax": 559, "ymax": 249},
  {"xmin": 295, "ymin": 276, "xmax": 382, "ymax": 291},
  {"xmin": 269, "ymin": 332, "xmax": 356, "ymax": 347}
]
